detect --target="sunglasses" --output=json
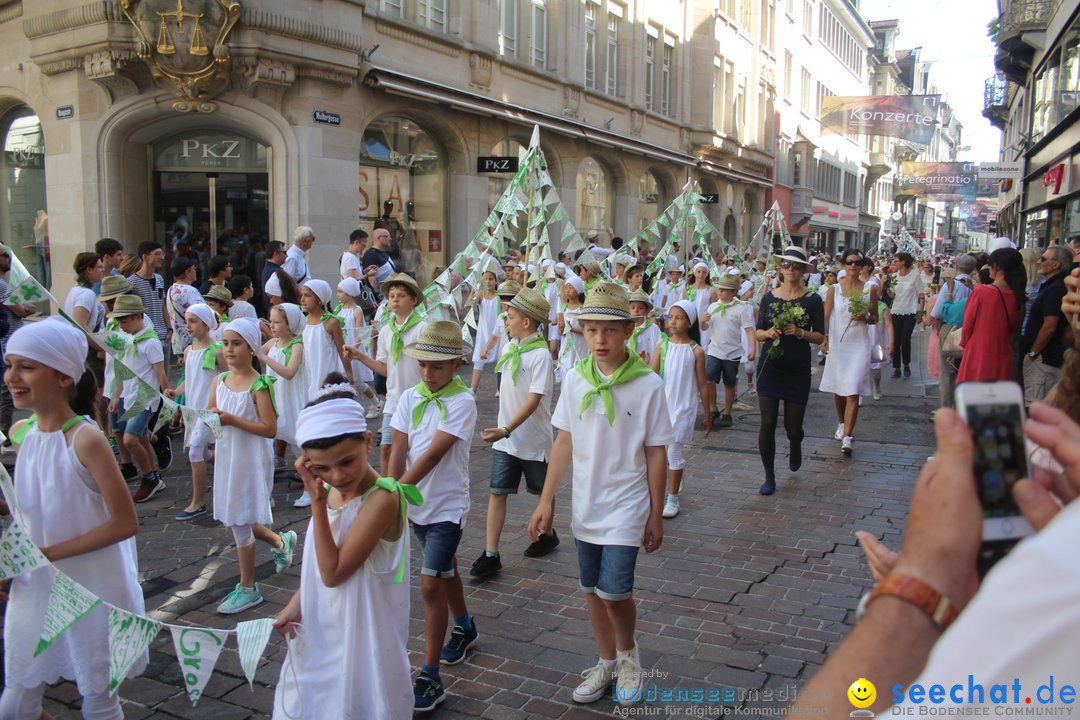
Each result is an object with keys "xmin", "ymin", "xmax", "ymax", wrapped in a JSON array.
[
  {"xmin": 843, "ymin": 259, "xmax": 860, "ymax": 265},
  {"xmin": 779, "ymin": 261, "xmax": 803, "ymax": 269}
]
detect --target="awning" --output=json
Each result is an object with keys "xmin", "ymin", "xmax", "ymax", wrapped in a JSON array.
[{"xmin": 363, "ymin": 65, "xmax": 772, "ymax": 189}]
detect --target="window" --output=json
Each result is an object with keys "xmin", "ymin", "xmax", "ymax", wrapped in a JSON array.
[
  {"xmin": 500, "ymin": 0, "xmax": 517, "ymax": 57},
  {"xmin": 645, "ymin": 32, "xmax": 656, "ymax": 111},
  {"xmin": 1, "ymin": 108, "xmax": 49, "ymax": 290},
  {"xmin": 785, "ymin": 0, "xmax": 794, "ymax": 17},
  {"xmin": 760, "ymin": 0, "xmax": 774, "ymax": 50},
  {"xmin": 713, "ymin": 57, "xmax": 736, "ymax": 135},
  {"xmin": 740, "ymin": 0, "xmax": 755, "ymax": 32},
  {"xmin": 843, "ymin": 171, "xmax": 859, "ymax": 207},
  {"xmin": 734, "ymin": 79, "xmax": 746, "ymax": 139},
  {"xmin": 418, "ymin": 0, "xmax": 446, "ymax": 31},
  {"xmin": 792, "ymin": 150, "xmax": 802, "ymax": 185},
  {"xmin": 776, "ymin": 139, "xmax": 792, "ymax": 185},
  {"xmin": 718, "ymin": 0, "xmax": 737, "ymax": 18},
  {"xmin": 818, "ymin": 3, "xmax": 864, "ymax": 75},
  {"xmin": 639, "ymin": 171, "xmax": 662, "ymax": 230},
  {"xmin": 530, "ymin": 0, "xmax": 546, "ymax": 68},
  {"xmin": 585, "ymin": 2, "xmax": 597, "ymax": 89},
  {"xmin": 576, "ymin": 157, "xmax": 612, "ymax": 237},
  {"xmin": 800, "ymin": 68, "xmax": 811, "ymax": 113},
  {"xmin": 606, "ymin": 8, "xmax": 621, "ymax": 96},
  {"xmin": 816, "ymin": 162, "xmax": 842, "ymax": 202},
  {"xmin": 661, "ymin": 39, "xmax": 673, "ymax": 116},
  {"xmin": 783, "ymin": 51, "xmax": 792, "ymax": 100},
  {"xmin": 802, "ymin": 0, "xmax": 812, "ymax": 36},
  {"xmin": 379, "ymin": 0, "xmax": 403, "ymax": 17}
]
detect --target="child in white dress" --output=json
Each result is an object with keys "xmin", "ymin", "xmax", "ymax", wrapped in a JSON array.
[
  {"xmin": 336, "ymin": 277, "xmax": 381, "ymax": 415},
  {"xmin": 257, "ymin": 302, "xmax": 305, "ymax": 469},
  {"xmin": 469, "ymin": 271, "xmax": 501, "ymax": 392},
  {"xmin": 300, "ymin": 279, "xmax": 350, "ymax": 400},
  {"xmin": 557, "ymin": 276, "xmax": 587, "ymax": 377},
  {"xmin": 210, "ymin": 318, "xmax": 297, "ymax": 614},
  {"xmin": 272, "ymin": 374, "xmax": 415, "ymax": 720},
  {"xmin": 1, "ymin": 319, "xmax": 142, "ymax": 719}
]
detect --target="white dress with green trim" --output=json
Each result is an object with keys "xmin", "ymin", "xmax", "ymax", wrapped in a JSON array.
[
  {"xmin": 4, "ymin": 416, "xmax": 146, "ymax": 694},
  {"xmin": 272, "ymin": 479, "xmax": 415, "ymax": 720},
  {"xmin": 184, "ymin": 342, "xmax": 220, "ymax": 451},
  {"xmin": 268, "ymin": 339, "xmax": 305, "ymax": 447},
  {"xmin": 211, "ymin": 373, "xmax": 276, "ymax": 527},
  {"xmin": 658, "ymin": 338, "xmax": 700, "ymax": 444},
  {"xmin": 302, "ymin": 318, "xmax": 346, "ymax": 402}
]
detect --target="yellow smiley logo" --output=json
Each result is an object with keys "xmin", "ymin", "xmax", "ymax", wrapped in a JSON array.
[{"xmin": 848, "ymin": 678, "xmax": 877, "ymax": 709}]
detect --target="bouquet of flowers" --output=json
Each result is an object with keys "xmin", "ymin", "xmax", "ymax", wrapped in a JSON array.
[
  {"xmin": 839, "ymin": 291, "xmax": 871, "ymax": 342},
  {"xmin": 764, "ymin": 301, "xmax": 810, "ymax": 361}
]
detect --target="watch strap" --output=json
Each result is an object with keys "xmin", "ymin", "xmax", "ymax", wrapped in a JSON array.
[{"xmin": 865, "ymin": 574, "xmax": 958, "ymax": 632}]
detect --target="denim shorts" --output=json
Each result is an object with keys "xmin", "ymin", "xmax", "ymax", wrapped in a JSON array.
[
  {"xmin": 575, "ymin": 539, "xmax": 639, "ymax": 601},
  {"xmin": 379, "ymin": 412, "xmax": 393, "ymax": 446},
  {"xmin": 490, "ymin": 449, "xmax": 548, "ymax": 495},
  {"xmin": 411, "ymin": 520, "xmax": 463, "ymax": 578},
  {"xmin": 113, "ymin": 399, "xmax": 159, "ymax": 438},
  {"xmin": 706, "ymin": 356, "xmax": 740, "ymax": 387}
]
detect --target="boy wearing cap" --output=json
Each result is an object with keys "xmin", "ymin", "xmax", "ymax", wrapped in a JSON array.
[
  {"xmin": 704, "ymin": 275, "xmax": 756, "ymax": 427},
  {"xmin": 346, "ymin": 272, "xmax": 426, "ymax": 475},
  {"xmin": 472, "ymin": 288, "xmax": 558, "ymax": 581},
  {"xmin": 529, "ymin": 283, "xmax": 674, "ymax": 707},
  {"xmin": 108, "ymin": 295, "xmax": 172, "ymax": 503},
  {"xmin": 388, "ymin": 321, "xmax": 479, "ymax": 712},
  {"xmin": 628, "ymin": 290, "xmax": 661, "ymax": 363}
]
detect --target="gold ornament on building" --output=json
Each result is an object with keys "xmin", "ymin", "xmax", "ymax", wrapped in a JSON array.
[{"xmin": 119, "ymin": 0, "xmax": 241, "ymax": 113}]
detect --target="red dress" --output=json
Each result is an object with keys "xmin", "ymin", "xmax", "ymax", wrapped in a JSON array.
[{"xmin": 956, "ymin": 284, "xmax": 1020, "ymax": 384}]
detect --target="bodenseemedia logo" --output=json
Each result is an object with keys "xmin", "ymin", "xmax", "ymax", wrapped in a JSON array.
[{"xmin": 891, "ymin": 676, "xmax": 1077, "ymax": 715}]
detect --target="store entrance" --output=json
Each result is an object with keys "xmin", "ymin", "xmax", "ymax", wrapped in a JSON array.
[{"xmin": 154, "ymin": 171, "xmax": 269, "ymax": 260}]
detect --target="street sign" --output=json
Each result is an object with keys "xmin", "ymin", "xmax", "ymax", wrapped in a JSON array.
[
  {"xmin": 312, "ymin": 109, "xmax": 341, "ymax": 126},
  {"xmin": 476, "ymin": 156, "xmax": 518, "ymax": 173},
  {"xmin": 55, "ymin": 105, "xmax": 74, "ymax": 120},
  {"xmin": 699, "ymin": 193, "xmax": 720, "ymax": 204}
]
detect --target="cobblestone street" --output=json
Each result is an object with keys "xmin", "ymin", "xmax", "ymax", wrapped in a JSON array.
[{"xmin": 16, "ymin": 331, "xmax": 940, "ymax": 719}]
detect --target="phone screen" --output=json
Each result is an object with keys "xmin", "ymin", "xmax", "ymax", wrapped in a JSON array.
[{"xmin": 968, "ymin": 402, "xmax": 1028, "ymax": 520}]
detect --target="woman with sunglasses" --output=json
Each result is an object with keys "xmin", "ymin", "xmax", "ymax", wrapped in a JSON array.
[
  {"xmin": 754, "ymin": 247, "xmax": 825, "ymax": 495},
  {"xmin": 820, "ymin": 249, "xmax": 879, "ymax": 456}
]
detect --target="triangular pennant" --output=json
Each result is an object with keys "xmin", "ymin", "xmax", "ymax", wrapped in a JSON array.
[
  {"xmin": 0, "ymin": 465, "xmax": 15, "ymax": 510},
  {"xmin": 171, "ymin": 625, "xmax": 230, "ymax": 706},
  {"xmin": 236, "ymin": 617, "xmax": 274, "ymax": 689},
  {"xmin": 108, "ymin": 606, "xmax": 161, "ymax": 693},
  {"xmin": 35, "ymin": 572, "xmax": 102, "ymax": 657},
  {"xmin": 0, "ymin": 517, "xmax": 46, "ymax": 580}
]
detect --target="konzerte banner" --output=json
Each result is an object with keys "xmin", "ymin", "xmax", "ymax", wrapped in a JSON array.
[
  {"xmin": 820, "ymin": 95, "xmax": 940, "ymax": 144},
  {"xmin": 897, "ymin": 162, "xmax": 978, "ymax": 200}
]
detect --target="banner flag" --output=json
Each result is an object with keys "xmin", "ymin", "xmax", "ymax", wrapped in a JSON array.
[
  {"xmin": 108, "ymin": 606, "xmax": 161, "ymax": 693},
  {"xmin": 821, "ymin": 95, "xmax": 940, "ymax": 144},
  {"xmin": 236, "ymin": 617, "xmax": 274, "ymax": 689},
  {"xmin": 35, "ymin": 572, "xmax": 102, "ymax": 657},
  {"xmin": 0, "ymin": 518, "xmax": 46, "ymax": 580},
  {"xmin": 897, "ymin": 162, "xmax": 978, "ymax": 200},
  {"xmin": 171, "ymin": 626, "xmax": 230, "ymax": 706}
]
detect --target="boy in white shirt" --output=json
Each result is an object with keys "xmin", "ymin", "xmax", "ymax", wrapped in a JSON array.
[
  {"xmin": 346, "ymin": 272, "xmax": 426, "ymax": 475},
  {"xmin": 704, "ymin": 274, "xmax": 756, "ymax": 427},
  {"xmin": 472, "ymin": 288, "xmax": 556, "ymax": 581},
  {"xmin": 627, "ymin": 290, "xmax": 661, "ymax": 364},
  {"xmin": 529, "ymin": 283, "xmax": 674, "ymax": 708},
  {"xmin": 389, "ymin": 321, "xmax": 478, "ymax": 713},
  {"xmin": 107, "ymin": 294, "xmax": 171, "ymax": 503}
]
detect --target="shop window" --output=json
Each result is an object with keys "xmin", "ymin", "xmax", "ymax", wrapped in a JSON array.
[
  {"xmin": 639, "ymin": 171, "xmax": 663, "ymax": 231},
  {"xmin": 360, "ymin": 116, "xmax": 447, "ymax": 284},
  {"xmin": 576, "ymin": 156, "xmax": 612, "ymax": 239},
  {"xmin": 0, "ymin": 108, "xmax": 49, "ymax": 289}
]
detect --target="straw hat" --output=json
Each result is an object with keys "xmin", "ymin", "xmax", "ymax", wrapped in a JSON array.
[
  {"xmin": 627, "ymin": 289, "xmax": 654, "ymax": 308},
  {"xmin": 772, "ymin": 246, "xmax": 814, "ymax": 267},
  {"xmin": 717, "ymin": 274, "xmax": 741, "ymax": 291},
  {"xmin": 575, "ymin": 259, "xmax": 603, "ymax": 278},
  {"xmin": 203, "ymin": 284, "xmax": 234, "ymax": 308},
  {"xmin": 508, "ymin": 287, "xmax": 551, "ymax": 325},
  {"xmin": 97, "ymin": 275, "xmax": 133, "ymax": 301},
  {"xmin": 496, "ymin": 279, "xmax": 522, "ymax": 299},
  {"xmin": 108, "ymin": 294, "xmax": 149, "ymax": 318},
  {"xmin": 380, "ymin": 272, "xmax": 422, "ymax": 301},
  {"xmin": 577, "ymin": 283, "xmax": 632, "ymax": 321},
  {"xmin": 403, "ymin": 320, "xmax": 465, "ymax": 361}
]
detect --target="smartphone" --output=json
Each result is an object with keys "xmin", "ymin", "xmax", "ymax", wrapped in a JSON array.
[{"xmin": 955, "ymin": 381, "xmax": 1032, "ymax": 575}]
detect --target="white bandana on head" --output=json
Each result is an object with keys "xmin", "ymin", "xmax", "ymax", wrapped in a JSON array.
[
  {"xmin": 264, "ymin": 273, "xmax": 282, "ymax": 298},
  {"xmin": 671, "ymin": 300, "xmax": 698, "ymax": 326},
  {"xmin": 185, "ymin": 303, "xmax": 218, "ymax": 332},
  {"xmin": 567, "ymin": 276, "xmax": 585, "ymax": 295},
  {"xmin": 303, "ymin": 279, "xmax": 333, "ymax": 307},
  {"xmin": 693, "ymin": 262, "xmax": 709, "ymax": 274},
  {"xmin": 338, "ymin": 277, "xmax": 361, "ymax": 297},
  {"xmin": 295, "ymin": 397, "xmax": 368, "ymax": 447},
  {"xmin": 277, "ymin": 302, "xmax": 305, "ymax": 336},
  {"xmin": 222, "ymin": 317, "xmax": 262, "ymax": 355},
  {"xmin": 7, "ymin": 318, "xmax": 88, "ymax": 381}
]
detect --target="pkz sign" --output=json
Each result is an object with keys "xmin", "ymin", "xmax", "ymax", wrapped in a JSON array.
[
  {"xmin": 154, "ymin": 133, "xmax": 268, "ymax": 171},
  {"xmin": 477, "ymin": 156, "xmax": 519, "ymax": 173},
  {"xmin": 698, "ymin": 193, "xmax": 720, "ymax": 204}
]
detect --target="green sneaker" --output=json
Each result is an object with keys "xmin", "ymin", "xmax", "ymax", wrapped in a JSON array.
[
  {"xmin": 216, "ymin": 583, "xmax": 263, "ymax": 615},
  {"xmin": 272, "ymin": 530, "xmax": 298, "ymax": 574}
]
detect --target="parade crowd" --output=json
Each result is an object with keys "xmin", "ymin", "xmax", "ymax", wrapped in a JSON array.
[{"xmin": 0, "ymin": 222, "xmax": 1078, "ymax": 718}]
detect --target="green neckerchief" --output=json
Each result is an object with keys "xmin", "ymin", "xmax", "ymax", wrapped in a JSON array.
[
  {"xmin": 709, "ymin": 298, "xmax": 744, "ymax": 319},
  {"xmin": 584, "ymin": 277, "xmax": 600, "ymax": 292},
  {"xmin": 411, "ymin": 376, "xmax": 470, "ymax": 428},
  {"xmin": 281, "ymin": 336, "xmax": 303, "ymax": 365},
  {"xmin": 575, "ymin": 353, "xmax": 654, "ymax": 425},
  {"xmin": 629, "ymin": 321, "xmax": 651, "ymax": 355},
  {"xmin": 360, "ymin": 476, "xmax": 424, "ymax": 584},
  {"xmin": 127, "ymin": 326, "xmax": 159, "ymax": 357},
  {"xmin": 218, "ymin": 313, "xmax": 229, "ymax": 325},
  {"xmin": 389, "ymin": 310, "xmax": 424, "ymax": 363},
  {"xmin": 200, "ymin": 341, "xmax": 223, "ymax": 371},
  {"xmin": 105, "ymin": 318, "xmax": 119, "ymax": 332},
  {"xmin": 320, "ymin": 311, "xmax": 345, "ymax": 329},
  {"xmin": 494, "ymin": 333, "xmax": 547, "ymax": 383},
  {"xmin": 9, "ymin": 414, "xmax": 89, "ymax": 445}
]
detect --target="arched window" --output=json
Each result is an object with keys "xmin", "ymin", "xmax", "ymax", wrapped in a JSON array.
[
  {"xmin": 638, "ymin": 171, "xmax": 663, "ymax": 231},
  {"xmin": 1, "ymin": 108, "xmax": 49, "ymax": 289},
  {"xmin": 360, "ymin": 116, "xmax": 447, "ymax": 283},
  {"xmin": 576, "ymin": 156, "xmax": 612, "ymax": 240},
  {"xmin": 743, "ymin": 189, "xmax": 759, "ymax": 251}
]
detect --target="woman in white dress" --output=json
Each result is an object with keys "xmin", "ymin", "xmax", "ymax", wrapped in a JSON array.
[{"xmin": 820, "ymin": 250, "xmax": 879, "ymax": 456}]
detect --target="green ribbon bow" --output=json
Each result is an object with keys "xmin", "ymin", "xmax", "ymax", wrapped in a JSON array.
[
  {"xmin": 320, "ymin": 311, "xmax": 345, "ymax": 329},
  {"xmin": 494, "ymin": 333, "xmax": 547, "ymax": 383},
  {"xmin": 362, "ymin": 476, "xmax": 424, "ymax": 584},
  {"xmin": 9, "ymin": 414, "xmax": 89, "ymax": 445},
  {"xmin": 127, "ymin": 327, "xmax": 159, "ymax": 357},
  {"xmin": 686, "ymin": 287, "xmax": 697, "ymax": 301},
  {"xmin": 389, "ymin": 310, "xmax": 424, "ymax": 364},
  {"xmin": 200, "ymin": 341, "xmax": 223, "ymax": 371},
  {"xmin": 411, "ymin": 376, "xmax": 471, "ymax": 428},
  {"xmin": 250, "ymin": 374, "xmax": 278, "ymax": 416},
  {"xmin": 575, "ymin": 353, "xmax": 654, "ymax": 425},
  {"xmin": 281, "ymin": 337, "xmax": 302, "ymax": 365}
]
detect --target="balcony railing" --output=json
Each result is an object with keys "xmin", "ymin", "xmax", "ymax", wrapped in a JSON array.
[
  {"xmin": 994, "ymin": 0, "xmax": 1057, "ymax": 82},
  {"xmin": 1000, "ymin": 0, "xmax": 1056, "ymax": 40},
  {"xmin": 983, "ymin": 75, "xmax": 1009, "ymax": 129}
]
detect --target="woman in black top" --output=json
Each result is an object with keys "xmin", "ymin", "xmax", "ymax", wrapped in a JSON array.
[{"xmin": 755, "ymin": 247, "xmax": 826, "ymax": 495}]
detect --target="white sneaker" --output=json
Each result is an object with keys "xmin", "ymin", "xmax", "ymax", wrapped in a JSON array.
[
  {"xmin": 662, "ymin": 494, "xmax": 680, "ymax": 519},
  {"xmin": 614, "ymin": 646, "xmax": 644, "ymax": 706},
  {"xmin": 293, "ymin": 490, "xmax": 312, "ymax": 508},
  {"xmin": 873, "ymin": 388, "xmax": 882, "ymax": 401},
  {"xmin": 834, "ymin": 423, "xmax": 845, "ymax": 441},
  {"xmin": 842, "ymin": 436, "xmax": 854, "ymax": 455},
  {"xmin": 573, "ymin": 660, "xmax": 615, "ymax": 704},
  {"xmin": 365, "ymin": 398, "xmax": 383, "ymax": 420}
]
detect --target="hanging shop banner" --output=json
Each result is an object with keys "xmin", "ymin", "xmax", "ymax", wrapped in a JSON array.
[
  {"xmin": 978, "ymin": 162, "xmax": 1023, "ymax": 179},
  {"xmin": 897, "ymin": 162, "xmax": 978, "ymax": 200},
  {"xmin": 820, "ymin": 95, "xmax": 940, "ymax": 144}
]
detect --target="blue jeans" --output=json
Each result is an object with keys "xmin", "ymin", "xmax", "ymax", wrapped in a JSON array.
[
  {"xmin": 411, "ymin": 521, "xmax": 463, "ymax": 578},
  {"xmin": 575, "ymin": 539, "xmax": 639, "ymax": 601},
  {"xmin": 489, "ymin": 449, "xmax": 547, "ymax": 495}
]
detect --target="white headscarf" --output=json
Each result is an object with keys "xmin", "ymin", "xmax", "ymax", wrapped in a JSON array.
[
  {"xmin": 295, "ymin": 397, "xmax": 368, "ymax": 447},
  {"xmin": 671, "ymin": 299, "xmax": 698, "ymax": 326},
  {"xmin": 264, "ymin": 272, "xmax": 282, "ymax": 298},
  {"xmin": 567, "ymin": 276, "xmax": 585, "ymax": 295},
  {"xmin": 185, "ymin": 303, "xmax": 218, "ymax": 332},
  {"xmin": 303, "ymin": 279, "xmax": 333, "ymax": 307},
  {"xmin": 338, "ymin": 277, "xmax": 362, "ymax": 298},
  {"xmin": 693, "ymin": 262, "xmax": 709, "ymax": 274},
  {"xmin": 277, "ymin": 302, "xmax": 305, "ymax": 337},
  {"xmin": 222, "ymin": 317, "xmax": 262, "ymax": 355},
  {"xmin": 6, "ymin": 318, "xmax": 88, "ymax": 381}
]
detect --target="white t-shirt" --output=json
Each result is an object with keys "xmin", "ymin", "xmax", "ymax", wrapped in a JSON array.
[
  {"xmin": 890, "ymin": 269, "xmax": 926, "ymax": 316},
  {"xmin": 283, "ymin": 244, "xmax": 309, "ymax": 284},
  {"xmin": 706, "ymin": 300, "xmax": 755, "ymax": 361},
  {"xmin": 375, "ymin": 317, "xmax": 426, "ymax": 416},
  {"xmin": 390, "ymin": 387, "xmax": 477, "ymax": 526},
  {"xmin": 228, "ymin": 300, "xmax": 258, "ymax": 321},
  {"xmin": 493, "ymin": 335, "xmax": 553, "ymax": 462},
  {"xmin": 883, "ymin": 499, "xmax": 1080, "ymax": 715},
  {"xmin": 551, "ymin": 365, "xmax": 674, "ymax": 546},
  {"xmin": 63, "ymin": 286, "xmax": 104, "ymax": 333},
  {"xmin": 121, "ymin": 322, "xmax": 164, "ymax": 411},
  {"xmin": 339, "ymin": 251, "xmax": 362, "ymax": 281}
]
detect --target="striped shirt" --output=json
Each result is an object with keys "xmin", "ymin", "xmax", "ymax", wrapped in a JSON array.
[{"xmin": 127, "ymin": 272, "xmax": 168, "ymax": 341}]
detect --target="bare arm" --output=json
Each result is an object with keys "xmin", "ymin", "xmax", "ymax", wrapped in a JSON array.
[
  {"xmin": 326, "ymin": 318, "xmax": 353, "ymax": 383},
  {"xmin": 1029, "ymin": 315, "xmax": 1060, "ymax": 356},
  {"xmin": 152, "ymin": 361, "xmax": 170, "ymax": 393},
  {"xmin": 395, "ymin": 430, "xmax": 459, "ymax": 487},
  {"xmin": 528, "ymin": 429, "xmax": 572, "ymax": 540},
  {"xmin": 694, "ymin": 346, "xmax": 712, "ymax": 431},
  {"xmin": 642, "ymin": 444, "xmax": 667, "ymax": 552},
  {"xmin": 304, "ymin": 482, "xmax": 401, "ymax": 588},
  {"xmin": 480, "ymin": 392, "xmax": 543, "ymax": 443}
]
